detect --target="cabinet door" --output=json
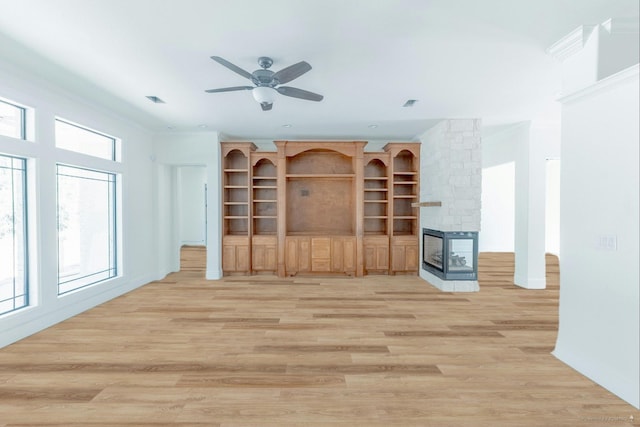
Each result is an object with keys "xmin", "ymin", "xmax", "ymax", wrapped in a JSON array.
[
  {"xmin": 376, "ymin": 244, "xmax": 390, "ymax": 270},
  {"xmin": 253, "ymin": 245, "xmax": 266, "ymax": 270},
  {"xmin": 298, "ymin": 238, "xmax": 311, "ymax": 272},
  {"xmin": 285, "ymin": 237, "xmax": 311, "ymax": 274},
  {"xmin": 236, "ymin": 245, "xmax": 250, "ymax": 271},
  {"xmin": 391, "ymin": 244, "xmax": 406, "ymax": 272},
  {"xmin": 364, "ymin": 237, "xmax": 389, "ymax": 272},
  {"xmin": 341, "ymin": 237, "xmax": 356, "ymax": 273},
  {"xmin": 223, "ymin": 244, "xmax": 237, "ymax": 271},
  {"xmin": 223, "ymin": 239, "xmax": 250, "ymax": 273},
  {"xmin": 391, "ymin": 241, "xmax": 418, "ymax": 273},
  {"xmin": 364, "ymin": 245, "xmax": 376, "ymax": 271},
  {"xmin": 405, "ymin": 243, "xmax": 418, "ymax": 271},
  {"xmin": 252, "ymin": 245, "xmax": 277, "ymax": 271},
  {"xmin": 331, "ymin": 238, "xmax": 344, "ymax": 272},
  {"xmin": 253, "ymin": 236, "xmax": 277, "ymax": 272},
  {"xmin": 264, "ymin": 245, "xmax": 277, "ymax": 271},
  {"xmin": 311, "ymin": 237, "xmax": 331, "ymax": 272}
]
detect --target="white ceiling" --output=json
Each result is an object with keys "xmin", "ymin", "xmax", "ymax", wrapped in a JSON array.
[{"xmin": 0, "ymin": 0, "xmax": 637, "ymax": 140}]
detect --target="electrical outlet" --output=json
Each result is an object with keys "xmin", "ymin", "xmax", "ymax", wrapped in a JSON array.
[{"xmin": 596, "ymin": 235, "xmax": 617, "ymax": 251}]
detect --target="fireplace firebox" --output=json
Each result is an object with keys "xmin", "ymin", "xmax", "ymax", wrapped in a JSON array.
[{"xmin": 422, "ymin": 229, "xmax": 478, "ymax": 280}]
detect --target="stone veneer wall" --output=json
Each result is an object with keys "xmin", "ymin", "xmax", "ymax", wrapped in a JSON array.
[
  {"xmin": 419, "ymin": 119, "xmax": 482, "ymax": 292},
  {"xmin": 420, "ymin": 119, "xmax": 482, "ymax": 232}
]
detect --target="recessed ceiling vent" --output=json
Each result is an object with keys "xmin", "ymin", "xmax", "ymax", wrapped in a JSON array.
[
  {"xmin": 403, "ymin": 99, "xmax": 418, "ymax": 107},
  {"xmin": 146, "ymin": 96, "xmax": 165, "ymax": 104}
]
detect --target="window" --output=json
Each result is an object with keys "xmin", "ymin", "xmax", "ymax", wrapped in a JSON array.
[
  {"xmin": 0, "ymin": 100, "xmax": 26, "ymax": 140},
  {"xmin": 57, "ymin": 165, "xmax": 116, "ymax": 295},
  {"xmin": 0, "ymin": 155, "xmax": 28, "ymax": 315},
  {"xmin": 55, "ymin": 119, "xmax": 118, "ymax": 161}
]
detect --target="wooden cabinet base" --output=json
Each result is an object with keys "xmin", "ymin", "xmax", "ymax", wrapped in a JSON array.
[
  {"xmin": 364, "ymin": 235, "xmax": 390, "ymax": 274},
  {"xmin": 391, "ymin": 235, "xmax": 419, "ymax": 274},
  {"xmin": 252, "ymin": 236, "xmax": 277, "ymax": 272},
  {"xmin": 222, "ymin": 236, "xmax": 250, "ymax": 274},
  {"xmin": 285, "ymin": 235, "xmax": 356, "ymax": 276}
]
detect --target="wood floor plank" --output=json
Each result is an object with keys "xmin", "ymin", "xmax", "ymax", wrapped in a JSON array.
[{"xmin": 0, "ymin": 251, "xmax": 638, "ymax": 426}]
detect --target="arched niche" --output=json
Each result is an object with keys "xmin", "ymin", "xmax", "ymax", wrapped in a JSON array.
[
  {"xmin": 393, "ymin": 149, "xmax": 418, "ymax": 172},
  {"xmin": 253, "ymin": 158, "xmax": 276, "ymax": 177},
  {"xmin": 224, "ymin": 149, "xmax": 248, "ymax": 170},
  {"xmin": 287, "ymin": 149, "xmax": 353, "ymax": 175},
  {"xmin": 365, "ymin": 158, "xmax": 388, "ymax": 177}
]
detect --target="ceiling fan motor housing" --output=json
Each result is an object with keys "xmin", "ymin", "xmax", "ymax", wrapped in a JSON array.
[{"xmin": 252, "ymin": 69, "xmax": 277, "ymax": 87}]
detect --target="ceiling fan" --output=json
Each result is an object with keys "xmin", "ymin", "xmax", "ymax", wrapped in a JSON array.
[{"xmin": 205, "ymin": 56, "xmax": 323, "ymax": 111}]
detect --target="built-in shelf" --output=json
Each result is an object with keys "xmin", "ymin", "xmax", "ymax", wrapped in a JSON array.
[
  {"xmin": 286, "ymin": 173, "xmax": 355, "ymax": 179},
  {"xmin": 222, "ymin": 141, "xmax": 419, "ymax": 277},
  {"xmin": 411, "ymin": 201, "xmax": 442, "ymax": 207}
]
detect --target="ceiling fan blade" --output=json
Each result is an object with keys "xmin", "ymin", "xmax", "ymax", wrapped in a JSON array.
[
  {"xmin": 273, "ymin": 61, "xmax": 312, "ymax": 84},
  {"xmin": 260, "ymin": 102, "xmax": 273, "ymax": 111},
  {"xmin": 210, "ymin": 56, "xmax": 253, "ymax": 80},
  {"xmin": 276, "ymin": 86, "xmax": 323, "ymax": 102},
  {"xmin": 205, "ymin": 86, "xmax": 254, "ymax": 93}
]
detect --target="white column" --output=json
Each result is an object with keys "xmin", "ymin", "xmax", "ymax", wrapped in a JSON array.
[{"xmin": 514, "ymin": 124, "xmax": 560, "ymax": 289}]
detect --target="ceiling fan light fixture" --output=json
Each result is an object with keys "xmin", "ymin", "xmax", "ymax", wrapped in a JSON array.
[{"xmin": 252, "ymin": 86, "xmax": 277, "ymax": 104}]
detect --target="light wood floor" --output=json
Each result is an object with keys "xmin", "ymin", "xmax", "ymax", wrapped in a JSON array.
[{"xmin": 0, "ymin": 250, "xmax": 638, "ymax": 426}]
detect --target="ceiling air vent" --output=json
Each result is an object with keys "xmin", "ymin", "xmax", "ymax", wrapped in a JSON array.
[
  {"xmin": 403, "ymin": 99, "xmax": 418, "ymax": 107},
  {"xmin": 146, "ymin": 96, "xmax": 165, "ymax": 104}
]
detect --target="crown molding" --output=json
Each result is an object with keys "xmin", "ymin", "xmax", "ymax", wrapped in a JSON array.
[
  {"xmin": 601, "ymin": 17, "xmax": 640, "ymax": 34},
  {"xmin": 546, "ymin": 25, "xmax": 597, "ymax": 61},
  {"xmin": 557, "ymin": 63, "xmax": 639, "ymax": 104}
]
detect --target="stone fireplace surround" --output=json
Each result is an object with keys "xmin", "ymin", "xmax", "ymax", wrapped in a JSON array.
[{"xmin": 418, "ymin": 119, "xmax": 481, "ymax": 292}]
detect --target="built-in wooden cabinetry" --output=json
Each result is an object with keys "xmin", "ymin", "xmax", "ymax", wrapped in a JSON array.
[
  {"xmin": 221, "ymin": 141, "xmax": 419, "ymax": 277},
  {"xmin": 386, "ymin": 143, "xmax": 420, "ymax": 274}
]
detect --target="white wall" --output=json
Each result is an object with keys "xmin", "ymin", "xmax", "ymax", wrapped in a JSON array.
[
  {"xmin": 545, "ymin": 159, "xmax": 560, "ymax": 255},
  {"xmin": 480, "ymin": 162, "xmax": 515, "ymax": 252},
  {"xmin": 178, "ymin": 166, "xmax": 207, "ymax": 245},
  {"xmin": 154, "ymin": 163, "xmax": 179, "ymax": 277},
  {"xmin": 480, "ymin": 123, "xmax": 522, "ymax": 252},
  {"xmin": 554, "ymin": 65, "xmax": 639, "ymax": 409},
  {"xmin": 0, "ymin": 57, "xmax": 158, "ymax": 348},
  {"xmin": 153, "ymin": 132, "xmax": 221, "ymax": 279}
]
